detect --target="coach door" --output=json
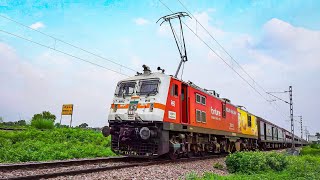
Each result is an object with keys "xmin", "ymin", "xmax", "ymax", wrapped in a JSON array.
[{"xmin": 181, "ymin": 83, "xmax": 189, "ymax": 124}]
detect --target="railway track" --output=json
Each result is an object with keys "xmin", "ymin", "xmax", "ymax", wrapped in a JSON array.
[{"xmin": 0, "ymin": 155, "xmax": 225, "ymax": 180}]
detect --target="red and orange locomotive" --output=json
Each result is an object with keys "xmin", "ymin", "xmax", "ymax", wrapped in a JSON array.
[{"xmin": 102, "ymin": 65, "xmax": 306, "ymax": 158}]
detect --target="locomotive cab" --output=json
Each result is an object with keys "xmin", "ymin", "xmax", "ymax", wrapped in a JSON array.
[{"xmin": 103, "ymin": 65, "xmax": 171, "ymax": 157}]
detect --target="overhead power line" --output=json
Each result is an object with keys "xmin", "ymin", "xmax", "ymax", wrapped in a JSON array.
[
  {"xmin": 0, "ymin": 29, "xmax": 130, "ymax": 77},
  {"xmin": 158, "ymin": 1, "xmax": 266, "ymax": 99},
  {"xmin": 175, "ymin": 1, "xmax": 291, "ymax": 118},
  {"xmin": 158, "ymin": 0, "xmax": 289, "ymax": 120},
  {"xmin": 0, "ymin": 14, "xmax": 137, "ymax": 73},
  {"xmin": 267, "ymin": 92, "xmax": 289, "ymax": 104},
  {"xmin": 176, "ymin": 0, "xmax": 272, "ymax": 98},
  {"xmin": 176, "ymin": 1, "xmax": 257, "ymax": 80}
]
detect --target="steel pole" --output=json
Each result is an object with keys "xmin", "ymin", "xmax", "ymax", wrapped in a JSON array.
[
  {"xmin": 305, "ymin": 127, "xmax": 308, "ymax": 141},
  {"xmin": 289, "ymin": 86, "xmax": 294, "ymax": 149},
  {"xmin": 300, "ymin": 116, "xmax": 303, "ymax": 139},
  {"xmin": 70, "ymin": 115, "xmax": 72, "ymax": 127}
]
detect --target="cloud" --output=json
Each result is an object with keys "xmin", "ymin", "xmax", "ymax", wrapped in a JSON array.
[
  {"xmin": 256, "ymin": 18, "xmax": 320, "ymax": 69},
  {"xmin": 133, "ymin": 18, "xmax": 149, "ymax": 25},
  {"xmin": 0, "ymin": 41, "xmax": 123, "ymax": 127},
  {"xmin": 29, "ymin": 22, "xmax": 45, "ymax": 30}
]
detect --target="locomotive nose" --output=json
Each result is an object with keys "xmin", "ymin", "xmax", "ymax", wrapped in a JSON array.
[{"xmin": 102, "ymin": 126, "xmax": 111, "ymax": 137}]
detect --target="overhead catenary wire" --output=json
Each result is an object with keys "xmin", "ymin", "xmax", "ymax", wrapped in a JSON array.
[
  {"xmin": 176, "ymin": 0, "xmax": 292, "ymax": 120},
  {"xmin": 158, "ymin": 0, "xmax": 289, "ymax": 121},
  {"xmin": 0, "ymin": 14, "xmax": 137, "ymax": 73},
  {"xmin": 0, "ymin": 29, "xmax": 130, "ymax": 77},
  {"xmin": 176, "ymin": 0, "xmax": 268, "ymax": 94},
  {"xmin": 158, "ymin": 0, "xmax": 266, "ymax": 99}
]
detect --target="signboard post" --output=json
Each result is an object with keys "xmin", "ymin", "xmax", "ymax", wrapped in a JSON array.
[{"xmin": 60, "ymin": 104, "xmax": 74, "ymax": 127}]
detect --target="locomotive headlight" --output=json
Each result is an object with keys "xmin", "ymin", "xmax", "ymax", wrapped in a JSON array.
[
  {"xmin": 139, "ymin": 127, "xmax": 151, "ymax": 140},
  {"xmin": 139, "ymin": 127, "xmax": 157, "ymax": 140}
]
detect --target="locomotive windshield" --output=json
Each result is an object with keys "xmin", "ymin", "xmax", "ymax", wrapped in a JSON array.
[
  {"xmin": 115, "ymin": 81, "xmax": 136, "ymax": 97},
  {"xmin": 137, "ymin": 79, "xmax": 159, "ymax": 96}
]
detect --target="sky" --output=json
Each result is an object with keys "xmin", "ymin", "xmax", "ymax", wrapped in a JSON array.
[{"xmin": 0, "ymin": 0, "xmax": 319, "ymax": 136}]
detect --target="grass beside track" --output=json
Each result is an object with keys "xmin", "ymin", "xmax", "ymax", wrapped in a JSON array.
[
  {"xmin": 0, "ymin": 128, "xmax": 115, "ymax": 163},
  {"xmin": 185, "ymin": 145, "xmax": 320, "ymax": 180}
]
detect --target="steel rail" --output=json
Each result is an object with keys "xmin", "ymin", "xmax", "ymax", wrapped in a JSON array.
[
  {"xmin": 0, "ymin": 156, "xmax": 130, "ymax": 170},
  {"xmin": 1, "ymin": 155, "xmax": 225, "ymax": 180}
]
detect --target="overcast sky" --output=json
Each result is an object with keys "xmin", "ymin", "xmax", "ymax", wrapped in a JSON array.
[{"xmin": 0, "ymin": 0, "xmax": 319, "ymax": 136}]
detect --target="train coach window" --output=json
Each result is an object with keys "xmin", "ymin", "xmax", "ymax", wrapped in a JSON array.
[
  {"xmin": 196, "ymin": 109, "xmax": 201, "ymax": 122},
  {"xmin": 196, "ymin": 109, "xmax": 206, "ymax": 123},
  {"xmin": 201, "ymin": 96, "xmax": 206, "ymax": 105},
  {"xmin": 171, "ymin": 84, "xmax": 178, "ymax": 97},
  {"xmin": 196, "ymin": 94, "xmax": 201, "ymax": 103},
  {"xmin": 196, "ymin": 93, "xmax": 206, "ymax": 105},
  {"xmin": 138, "ymin": 80, "xmax": 159, "ymax": 96},
  {"xmin": 201, "ymin": 111, "xmax": 206, "ymax": 123},
  {"xmin": 115, "ymin": 81, "xmax": 136, "ymax": 97},
  {"xmin": 247, "ymin": 115, "xmax": 252, "ymax": 127}
]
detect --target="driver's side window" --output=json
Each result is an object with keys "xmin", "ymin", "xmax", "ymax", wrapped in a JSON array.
[{"xmin": 171, "ymin": 84, "xmax": 178, "ymax": 97}]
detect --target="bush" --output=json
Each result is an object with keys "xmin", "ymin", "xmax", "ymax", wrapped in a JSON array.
[
  {"xmin": 266, "ymin": 152, "xmax": 288, "ymax": 171},
  {"xmin": 310, "ymin": 143, "xmax": 320, "ymax": 149},
  {"xmin": 225, "ymin": 151, "xmax": 288, "ymax": 174},
  {"xmin": 301, "ymin": 145, "xmax": 320, "ymax": 156},
  {"xmin": 31, "ymin": 118, "xmax": 54, "ymax": 129},
  {"xmin": 0, "ymin": 128, "xmax": 115, "ymax": 163},
  {"xmin": 285, "ymin": 155, "xmax": 320, "ymax": 179},
  {"xmin": 32, "ymin": 111, "xmax": 56, "ymax": 122},
  {"xmin": 16, "ymin": 120, "xmax": 27, "ymax": 126},
  {"xmin": 191, "ymin": 151, "xmax": 320, "ymax": 180}
]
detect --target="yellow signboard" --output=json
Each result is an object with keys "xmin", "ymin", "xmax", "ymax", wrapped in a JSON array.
[{"xmin": 62, "ymin": 104, "xmax": 73, "ymax": 115}]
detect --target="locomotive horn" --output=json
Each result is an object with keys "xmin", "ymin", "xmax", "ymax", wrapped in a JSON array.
[
  {"xmin": 157, "ymin": 66, "xmax": 165, "ymax": 73},
  {"xmin": 142, "ymin": 64, "xmax": 151, "ymax": 75}
]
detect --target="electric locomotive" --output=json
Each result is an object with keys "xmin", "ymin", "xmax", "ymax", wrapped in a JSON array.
[
  {"xmin": 102, "ymin": 65, "xmax": 307, "ymax": 158},
  {"xmin": 102, "ymin": 65, "xmax": 262, "ymax": 158}
]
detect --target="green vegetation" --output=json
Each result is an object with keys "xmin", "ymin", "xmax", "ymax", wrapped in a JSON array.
[
  {"xmin": 213, "ymin": 162, "xmax": 224, "ymax": 170},
  {"xmin": 32, "ymin": 111, "xmax": 56, "ymax": 122},
  {"xmin": 29, "ymin": 111, "xmax": 56, "ymax": 130},
  {"xmin": 185, "ymin": 145, "xmax": 320, "ymax": 180},
  {"xmin": 78, "ymin": 123, "xmax": 89, "ymax": 128},
  {"xmin": 31, "ymin": 118, "xmax": 54, "ymax": 129},
  {"xmin": 0, "ymin": 128, "xmax": 115, "ymax": 163},
  {"xmin": 226, "ymin": 151, "xmax": 288, "ymax": 174},
  {"xmin": 0, "ymin": 120, "xmax": 28, "ymax": 129},
  {"xmin": 301, "ymin": 144, "xmax": 320, "ymax": 156}
]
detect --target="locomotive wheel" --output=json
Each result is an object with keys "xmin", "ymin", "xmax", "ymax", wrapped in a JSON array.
[
  {"xmin": 169, "ymin": 151, "xmax": 178, "ymax": 160},
  {"xmin": 187, "ymin": 151, "xmax": 194, "ymax": 158},
  {"xmin": 200, "ymin": 151, "xmax": 208, "ymax": 157}
]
